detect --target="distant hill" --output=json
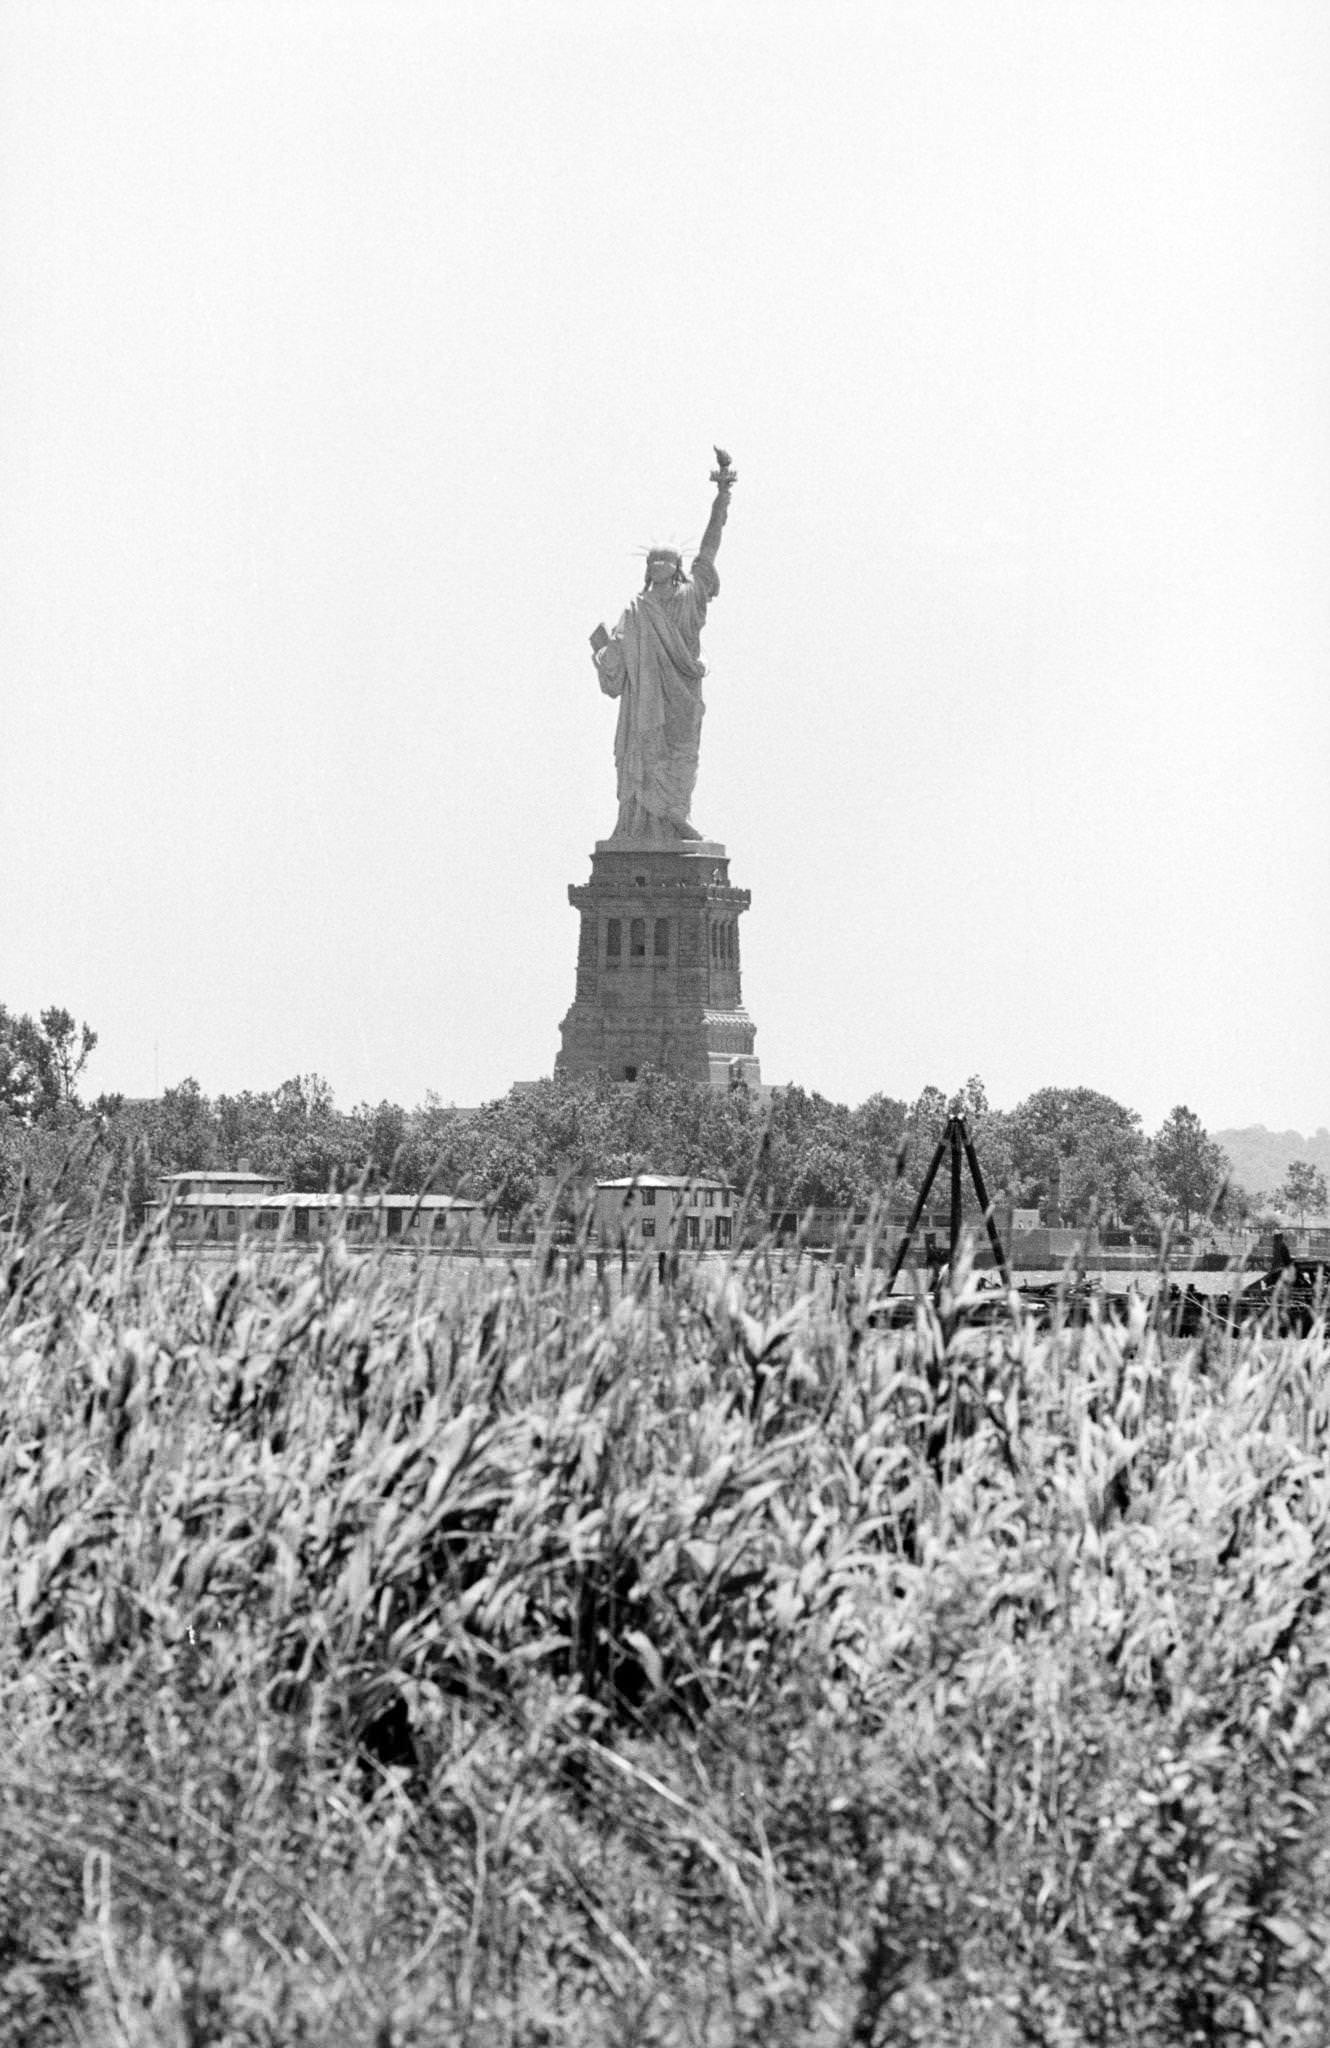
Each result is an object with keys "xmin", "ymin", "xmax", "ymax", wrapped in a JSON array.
[{"xmin": 1215, "ymin": 1127, "xmax": 1330, "ymax": 1212}]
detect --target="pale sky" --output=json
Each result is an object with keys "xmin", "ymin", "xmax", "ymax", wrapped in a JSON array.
[{"xmin": 2, "ymin": 1, "xmax": 1327, "ymax": 1134}]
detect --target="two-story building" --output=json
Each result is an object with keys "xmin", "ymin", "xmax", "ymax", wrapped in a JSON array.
[
  {"xmin": 145, "ymin": 1171, "xmax": 284, "ymax": 1237},
  {"xmin": 593, "ymin": 1175, "xmax": 735, "ymax": 1251}
]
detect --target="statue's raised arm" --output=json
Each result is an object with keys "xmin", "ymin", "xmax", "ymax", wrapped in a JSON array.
[
  {"xmin": 698, "ymin": 447, "xmax": 737, "ymax": 566},
  {"xmin": 589, "ymin": 447, "xmax": 738, "ymax": 845}
]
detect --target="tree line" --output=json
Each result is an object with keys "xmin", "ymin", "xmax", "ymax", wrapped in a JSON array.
[{"xmin": 6, "ymin": 997, "xmax": 1325, "ymax": 1235}]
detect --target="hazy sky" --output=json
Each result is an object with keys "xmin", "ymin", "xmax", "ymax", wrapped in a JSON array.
[{"xmin": 2, "ymin": 1, "xmax": 1327, "ymax": 1134}]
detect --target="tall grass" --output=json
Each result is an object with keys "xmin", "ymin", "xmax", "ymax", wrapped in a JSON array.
[{"xmin": 3, "ymin": 1212, "xmax": 1330, "ymax": 2045}]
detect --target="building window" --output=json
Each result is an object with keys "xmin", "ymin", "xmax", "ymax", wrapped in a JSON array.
[
  {"xmin": 704, "ymin": 1190, "xmax": 714, "ymax": 1207},
  {"xmin": 606, "ymin": 918, "xmax": 622, "ymax": 965},
  {"xmin": 433, "ymin": 1212, "xmax": 450, "ymax": 1234},
  {"xmin": 642, "ymin": 1187, "xmax": 656, "ymax": 1205},
  {"xmin": 642, "ymin": 1217, "xmax": 656, "ymax": 1239},
  {"xmin": 686, "ymin": 1214, "xmax": 700, "ymax": 1248},
  {"xmin": 630, "ymin": 917, "xmax": 646, "ymax": 960},
  {"xmin": 653, "ymin": 917, "xmax": 669, "ymax": 958},
  {"xmin": 715, "ymin": 1215, "xmax": 732, "ymax": 1249},
  {"xmin": 257, "ymin": 1211, "xmax": 280, "ymax": 1232}
]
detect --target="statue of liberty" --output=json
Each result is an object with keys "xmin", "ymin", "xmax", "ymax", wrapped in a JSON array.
[{"xmin": 590, "ymin": 450, "xmax": 736, "ymax": 843}]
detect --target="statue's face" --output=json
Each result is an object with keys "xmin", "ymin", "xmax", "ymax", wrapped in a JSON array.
[{"xmin": 646, "ymin": 554, "xmax": 679, "ymax": 588}]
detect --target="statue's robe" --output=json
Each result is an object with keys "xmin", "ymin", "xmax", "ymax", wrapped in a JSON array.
[{"xmin": 594, "ymin": 555, "xmax": 719, "ymax": 840}]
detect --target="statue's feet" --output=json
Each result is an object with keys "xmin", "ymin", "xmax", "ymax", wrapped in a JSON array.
[{"xmin": 608, "ymin": 803, "xmax": 704, "ymax": 844}]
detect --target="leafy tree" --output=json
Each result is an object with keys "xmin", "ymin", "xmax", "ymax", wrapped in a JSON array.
[
  {"xmin": 1279, "ymin": 1160, "xmax": 1329, "ymax": 1227},
  {"xmin": 214, "ymin": 1075, "xmax": 355, "ymax": 1190},
  {"xmin": 150, "ymin": 1079, "xmax": 218, "ymax": 1176},
  {"xmin": 1006, "ymin": 1086, "xmax": 1156, "ymax": 1226},
  {"xmin": 1215, "ymin": 1181, "xmax": 1258, "ymax": 1227},
  {"xmin": 758, "ymin": 1085, "xmax": 857, "ymax": 1210},
  {"xmin": 0, "ymin": 1003, "xmax": 98, "ymax": 1121},
  {"xmin": 680, "ymin": 1080, "xmax": 766, "ymax": 1192},
  {"xmin": 898, "ymin": 1079, "xmax": 1006, "ymax": 1207},
  {"xmin": 904, "ymin": 1084, "xmax": 951, "ymax": 1163},
  {"xmin": 215, "ymin": 1088, "xmax": 277, "ymax": 1172},
  {"xmin": 1152, "ymin": 1104, "xmax": 1228, "ymax": 1231},
  {"xmin": 0, "ymin": 1005, "xmax": 42, "ymax": 1121},
  {"xmin": 851, "ymin": 1092, "xmax": 909, "ymax": 1196},
  {"xmin": 278, "ymin": 1076, "xmax": 355, "ymax": 1191},
  {"xmin": 405, "ymin": 1095, "xmax": 482, "ymax": 1193},
  {"xmin": 781, "ymin": 1136, "xmax": 855, "ymax": 1211},
  {"xmin": 471, "ymin": 1126, "xmax": 541, "ymax": 1222},
  {"xmin": 0, "ymin": 1111, "xmax": 94, "ymax": 1222},
  {"xmin": 352, "ymin": 1098, "xmax": 409, "ymax": 1188},
  {"xmin": 39, "ymin": 1007, "xmax": 98, "ymax": 1108}
]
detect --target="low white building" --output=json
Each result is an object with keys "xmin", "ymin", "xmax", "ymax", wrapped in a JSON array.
[
  {"xmin": 148, "ymin": 1173, "xmax": 492, "ymax": 1248},
  {"xmin": 145, "ymin": 1172, "xmax": 283, "ymax": 1237},
  {"xmin": 593, "ymin": 1174, "xmax": 734, "ymax": 1251}
]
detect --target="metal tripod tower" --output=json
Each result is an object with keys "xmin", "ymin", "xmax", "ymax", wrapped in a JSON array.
[{"xmin": 884, "ymin": 1113, "xmax": 1011, "ymax": 1294}]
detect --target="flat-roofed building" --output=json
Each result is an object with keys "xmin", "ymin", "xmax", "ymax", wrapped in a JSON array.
[
  {"xmin": 149, "ymin": 1174, "xmax": 492, "ymax": 1248},
  {"xmin": 145, "ymin": 1172, "xmax": 285, "ymax": 1240},
  {"xmin": 594, "ymin": 1174, "xmax": 734, "ymax": 1251}
]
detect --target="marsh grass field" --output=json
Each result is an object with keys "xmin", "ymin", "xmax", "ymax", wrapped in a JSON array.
[{"xmin": 4, "ymin": 1212, "xmax": 1330, "ymax": 2046}]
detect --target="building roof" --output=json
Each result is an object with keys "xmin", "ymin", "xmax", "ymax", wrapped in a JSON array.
[
  {"xmin": 151, "ymin": 1190, "xmax": 481, "ymax": 1211},
  {"xmin": 595, "ymin": 1175, "xmax": 732, "ymax": 1192},
  {"xmin": 266, "ymin": 1192, "xmax": 479, "ymax": 1210},
  {"xmin": 158, "ymin": 1171, "xmax": 282, "ymax": 1187}
]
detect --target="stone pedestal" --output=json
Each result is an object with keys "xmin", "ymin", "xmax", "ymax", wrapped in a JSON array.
[{"xmin": 557, "ymin": 839, "xmax": 760, "ymax": 1089}]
